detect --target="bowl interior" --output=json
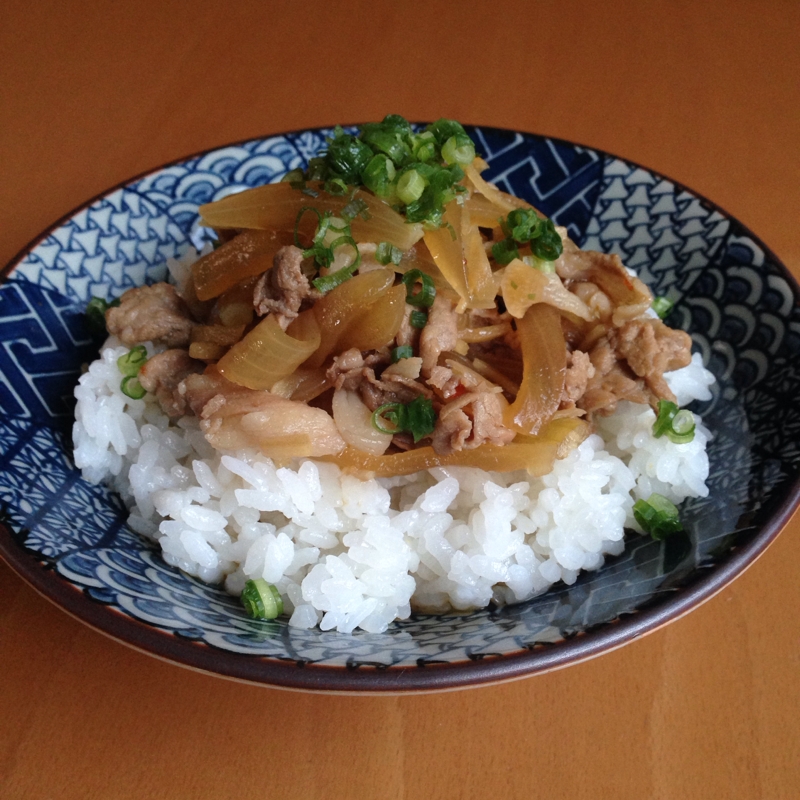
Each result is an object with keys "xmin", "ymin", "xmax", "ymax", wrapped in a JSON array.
[{"xmin": 1, "ymin": 125, "xmax": 799, "ymax": 691}]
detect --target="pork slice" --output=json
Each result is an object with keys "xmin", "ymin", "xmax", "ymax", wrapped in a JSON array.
[
  {"xmin": 613, "ymin": 318, "xmax": 692, "ymax": 400},
  {"xmin": 106, "ymin": 283, "xmax": 194, "ymax": 348},
  {"xmin": 419, "ymin": 295, "xmax": 459, "ymax": 378},
  {"xmin": 253, "ymin": 245, "xmax": 312, "ymax": 329},
  {"xmin": 431, "ymin": 407, "xmax": 472, "ymax": 455},
  {"xmin": 431, "ymin": 391, "xmax": 514, "ymax": 455},
  {"xmin": 138, "ymin": 349, "xmax": 204, "ymax": 417},
  {"xmin": 561, "ymin": 349, "xmax": 595, "ymax": 407},
  {"xmin": 395, "ymin": 303, "xmax": 420, "ymax": 349}
]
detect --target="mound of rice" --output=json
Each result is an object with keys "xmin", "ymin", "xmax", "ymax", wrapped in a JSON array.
[{"xmin": 72, "ymin": 333, "xmax": 714, "ymax": 634}]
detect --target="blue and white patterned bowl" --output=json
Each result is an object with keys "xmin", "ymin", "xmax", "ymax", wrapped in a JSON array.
[{"xmin": 2, "ymin": 125, "xmax": 799, "ymax": 692}]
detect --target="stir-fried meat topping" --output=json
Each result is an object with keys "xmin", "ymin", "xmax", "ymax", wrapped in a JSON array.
[
  {"xmin": 613, "ymin": 318, "xmax": 692, "ymax": 398},
  {"xmin": 102, "ymin": 179, "xmax": 695, "ymax": 467},
  {"xmin": 138, "ymin": 350, "xmax": 204, "ymax": 417},
  {"xmin": 253, "ymin": 245, "xmax": 314, "ymax": 329},
  {"xmin": 106, "ymin": 283, "xmax": 194, "ymax": 348},
  {"xmin": 561, "ymin": 350, "xmax": 595, "ymax": 408},
  {"xmin": 395, "ymin": 303, "xmax": 420, "ymax": 349},
  {"xmin": 431, "ymin": 390, "xmax": 515, "ymax": 455},
  {"xmin": 420, "ymin": 295, "xmax": 459, "ymax": 377},
  {"xmin": 576, "ymin": 317, "xmax": 691, "ymax": 416}
]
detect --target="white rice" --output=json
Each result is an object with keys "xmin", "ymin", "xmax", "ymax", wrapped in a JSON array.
[{"xmin": 72, "ymin": 251, "xmax": 715, "ymax": 634}]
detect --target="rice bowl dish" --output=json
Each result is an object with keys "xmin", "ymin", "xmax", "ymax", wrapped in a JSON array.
[{"xmin": 71, "ymin": 117, "xmax": 716, "ymax": 634}]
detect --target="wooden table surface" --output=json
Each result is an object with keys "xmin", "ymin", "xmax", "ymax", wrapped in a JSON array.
[{"xmin": 2, "ymin": 1, "xmax": 799, "ymax": 798}]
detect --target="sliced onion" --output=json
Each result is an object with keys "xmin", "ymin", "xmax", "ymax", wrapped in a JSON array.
[
  {"xmin": 337, "ymin": 283, "xmax": 406, "ymax": 352},
  {"xmin": 504, "ymin": 304, "xmax": 566, "ymax": 436},
  {"xmin": 202, "ymin": 395, "xmax": 344, "ymax": 458},
  {"xmin": 192, "ymin": 230, "xmax": 294, "ymax": 301},
  {"xmin": 464, "ymin": 163, "xmax": 536, "ymax": 214},
  {"xmin": 216, "ymin": 310, "xmax": 320, "ymax": 390},
  {"xmin": 305, "ymin": 268, "xmax": 395, "ymax": 368},
  {"xmin": 323, "ymin": 440, "xmax": 560, "ymax": 478},
  {"xmin": 500, "ymin": 259, "xmax": 594, "ymax": 322},
  {"xmin": 424, "ymin": 201, "xmax": 495, "ymax": 310},
  {"xmin": 199, "ymin": 182, "xmax": 424, "ymax": 251},
  {"xmin": 332, "ymin": 388, "xmax": 393, "ymax": 455}
]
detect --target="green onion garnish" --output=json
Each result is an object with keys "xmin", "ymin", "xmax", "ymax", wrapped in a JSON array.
[
  {"xmin": 441, "ymin": 133, "xmax": 476, "ymax": 166},
  {"xmin": 391, "ymin": 345, "xmax": 414, "ymax": 362},
  {"xmin": 118, "ymin": 345, "xmax": 148, "ymax": 399},
  {"xmin": 120, "ymin": 375, "xmax": 146, "ymax": 400},
  {"xmin": 375, "ymin": 241, "xmax": 403, "ymax": 266},
  {"xmin": 396, "ymin": 169, "xmax": 426, "ymax": 204},
  {"xmin": 409, "ymin": 309, "xmax": 428, "ymax": 329},
  {"xmin": 633, "ymin": 493, "xmax": 683, "ymax": 540},
  {"xmin": 117, "ymin": 345, "xmax": 148, "ymax": 377},
  {"xmin": 371, "ymin": 396, "xmax": 436, "ymax": 442},
  {"xmin": 401, "ymin": 269, "xmax": 436, "ymax": 308},
  {"xmin": 290, "ymin": 115, "xmax": 478, "ymax": 230},
  {"xmin": 653, "ymin": 399, "xmax": 696, "ymax": 444},
  {"xmin": 492, "ymin": 208, "xmax": 563, "ymax": 264},
  {"xmin": 491, "ymin": 239, "xmax": 520, "ymax": 266},
  {"xmin": 241, "ymin": 578, "xmax": 284, "ymax": 620},
  {"xmin": 652, "ymin": 296, "xmax": 674, "ymax": 319},
  {"xmin": 281, "ymin": 168, "xmax": 305, "ymax": 187},
  {"xmin": 85, "ymin": 296, "xmax": 120, "ymax": 335},
  {"xmin": 324, "ymin": 177, "xmax": 349, "ymax": 196}
]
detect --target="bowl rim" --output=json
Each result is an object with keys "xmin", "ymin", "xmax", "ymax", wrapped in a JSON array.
[{"xmin": 1, "ymin": 123, "xmax": 799, "ymax": 693}]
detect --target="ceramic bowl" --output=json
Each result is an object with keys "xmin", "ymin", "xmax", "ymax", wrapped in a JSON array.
[{"xmin": 1, "ymin": 125, "xmax": 798, "ymax": 692}]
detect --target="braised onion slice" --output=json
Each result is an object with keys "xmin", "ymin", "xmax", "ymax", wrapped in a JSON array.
[
  {"xmin": 500, "ymin": 259, "xmax": 594, "ymax": 322},
  {"xmin": 504, "ymin": 304, "xmax": 567, "ymax": 436},
  {"xmin": 332, "ymin": 388, "xmax": 393, "ymax": 455},
  {"xmin": 337, "ymin": 283, "xmax": 406, "ymax": 352},
  {"xmin": 323, "ymin": 440, "xmax": 560, "ymax": 478},
  {"xmin": 424, "ymin": 201, "xmax": 495, "ymax": 310},
  {"xmin": 199, "ymin": 182, "xmax": 424, "ymax": 251},
  {"xmin": 305, "ymin": 268, "xmax": 395, "ymax": 368},
  {"xmin": 216, "ymin": 309, "xmax": 320, "ymax": 390},
  {"xmin": 192, "ymin": 230, "xmax": 294, "ymax": 301}
]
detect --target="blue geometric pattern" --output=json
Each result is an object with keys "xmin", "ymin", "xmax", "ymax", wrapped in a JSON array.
[{"xmin": 1, "ymin": 125, "xmax": 798, "ymax": 683}]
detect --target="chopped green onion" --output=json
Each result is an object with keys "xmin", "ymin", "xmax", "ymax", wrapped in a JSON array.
[
  {"xmin": 362, "ymin": 154, "xmax": 396, "ymax": 197},
  {"xmin": 341, "ymin": 197, "xmax": 370, "ymax": 222},
  {"xmin": 653, "ymin": 399, "xmax": 696, "ymax": 444},
  {"xmin": 391, "ymin": 345, "xmax": 414, "ymax": 362},
  {"xmin": 409, "ymin": 309, "xmax": 428, "ymax": 329},
  {"xmin": 375, "ymin": 241, "xmax": 403, "ymax": 266},
  {"xmin": 371, "ymin": 402, "xmax": 404, "ymax": 435},
  {"xmin": 404, "ymin": 396, "xmax": 436, "ymax": 442},
  {"xmin": 530, "ymin": 218, "xmax": 563, "ymax": 261},
  {"xmin": 120, "ymin": 375, "xmax": 146, "ymax": 400},
  {"xmin": 324, "ymin": 177, "xmax": 349, "ymax": 196},
  {"xmin": 324, "ymin": 128, "xmax": 373, "ymax": 183},
  {"xmin": 85, "ymin": 296, "xmax": 119, "ymax": 335},
  {"xmin": 401, "ymin": 269, "xmax": 436, "ymax": 308},
  {"xmin": 117, "ymin": 345, "xmax": 148, "ymax": 377},
  {"xmin": 494, "ymin": 209, "xmax": 563, "ymax": 264},
  {"xmin": 426, "ymin": 118, "xmax": 467, "ymax": 145},
  {"xmin": 396, "ymin": 169, "xmax": 426, "ymax": 204},
  {"xmin": 633, "ymin": 493, "xmax": 683, "ymax": 540},
  {"xmin": 241, "ymin": 578, "xmax": 283, "ymax": 620},
  {"xmin": 281, "ymin": 168, "xmax": 305, "ymax": 186},
  {"xmin": 311, "ymin": 241, "xmax": 361, "ymax": 292},
  {"xmin": 652, "ymin": 296, "xmax": 674, "ymax": 319},
  {"xmin": 370, "ymin": 396, "xmax": 436, "ymax": 442},
  {"xmin": 441, "ymin": 133, "xmax": 476, "ymax": 166},
  {"xmin": 491, "ymin": 239, "xmax": 520, "ymax": 266}
]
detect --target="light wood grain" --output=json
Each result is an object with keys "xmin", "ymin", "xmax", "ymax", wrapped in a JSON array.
[{"xmin": 1, "ymin": 1, "xmax": 798, "ymax": 798}]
